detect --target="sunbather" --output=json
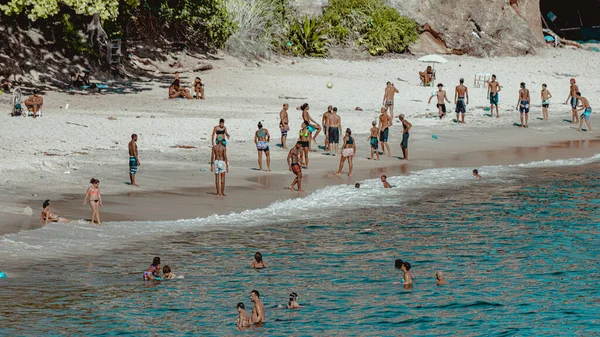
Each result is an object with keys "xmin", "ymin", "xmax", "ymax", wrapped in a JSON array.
[
  {"xmin": 24, "ymin": 89, "xmax": 43, "ymax": 118},
  {"xmin": 168, "ymin": 79, "xmax": 192, "ymax": 99},
  {"xmin": 419, "ymin": 66, "xmax": 434, "ymax": 85}
]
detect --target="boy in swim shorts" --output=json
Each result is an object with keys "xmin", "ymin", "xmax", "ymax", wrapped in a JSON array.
[
  {"xmin": 211, "ymin": 137, "xmax": 229, "ymax": 197},
  {"xmin": 576, "ymin": 92, "xmax": 592, "ymax": 132},
  {"xmin": 516, "ymin": 82, "xmax": 530, "ymax": 128},
  {"xmin": 128, "ymin": 134, "xmax": 140, "ymax": 186},
  {"xmin": 540, "ymin": 84, "xmax": 552, "ymax": 121},
  {"xmin": 487, "ymin": 75, "xmax": 501, "ymax": 117},
  {"xmin": 428, "ymin": 83, "xmax": 451, "ymax": 119},
  {"xmin": 368, "ymin": 121, "xmax": 380, "ymax": 160}
]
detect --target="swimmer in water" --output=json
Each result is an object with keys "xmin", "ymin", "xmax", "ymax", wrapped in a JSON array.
[
  {"xmin": 355, "ymin": 183, "xmax": 360, "ymax": 188},
  {"xmin": 40, "ymin": 199, "xmax": 70, "ymax": 227},
  {"xmin": 237, "ymin": 302, "xmax": 252, "ymax": 329},
  {"xmin": 435, "ymin": 271, "xmax": 448, "ymax": 286},
  {"xmin": 163, "ymin": 265, "xmax": 177, "ymax": 279},
  {"xmin": 250, "ymin": 290, "xmax": 265, "ymax": 325},
  {"xmin": 251, "ymin": 252, "xmax": 267, "ymax": 269},
  {"xmin": 381, "ymin": 175, "xmax": 392, "ymax": 188},
  {"xmin": 473, "ymin": 169, "xmax": 482, "ymax": 179},
  {"xmin": 401, "ymin": 262, "xmax": 413, "ymax": 289},
  {"xmin": 143, "ymin": 257, "xmax": 161, "ymax": 281},
  {"xmin": 286, "ymin": 292, "xmax": 301, "ymax": 309}
]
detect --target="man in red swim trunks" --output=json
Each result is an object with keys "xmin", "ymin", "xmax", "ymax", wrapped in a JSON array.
[{"xmin": 287, "ymin": 142, "xmax": 305, "ymax": 192}]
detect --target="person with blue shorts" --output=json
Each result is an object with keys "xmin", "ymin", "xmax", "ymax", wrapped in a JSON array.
[{"xmin": 576, "ymin": 92, "xmax": 592, "ymax": 132}]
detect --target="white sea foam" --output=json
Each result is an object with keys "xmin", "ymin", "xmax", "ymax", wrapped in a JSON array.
[{"xmin": 0, "ymin": 155, "xmax": 598, "ymax": 263}]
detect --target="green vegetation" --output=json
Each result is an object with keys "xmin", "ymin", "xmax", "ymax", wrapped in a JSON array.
[
  {"xmin": 285, "ymin": 15, "xmax": 328, "ymax": 57},
  {"xmin": 224, "ymin": 0, "xmax": 275, "ymax": 60},
  {"xmin": 322, "ymin": 0, "xmax": 418, "ymax": 55},
  {"xmin": 0, "ymin": 0, "xmax": 139, "ymax": 21},
  {"xmin": 61, "ymin": 14, "xmax": 94, "ymax": 56}
]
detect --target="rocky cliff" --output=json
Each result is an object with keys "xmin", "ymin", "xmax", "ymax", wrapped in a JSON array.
[{"xmin": 291, "ymin": 0, "xmax": 544, "ymax": 57}]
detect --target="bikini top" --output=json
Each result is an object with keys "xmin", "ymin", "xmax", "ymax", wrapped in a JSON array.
[
  {"xmin": 89, "ymin": 188, "xmax": 99, "ymax": 195},
  {"xmin": 347, "ymin": 136, "xmax": 354, "ymax": 145},
  {"xmin": 300, "ymin": 129, "xmax": 310, "ymax": 137},
  {"xmin": 257, "ymin": 129, "xmax": 267, "ymax": 138},
  {"xmin": 216, "ymin": 128, "xmax": 225, "ymax": 135}
]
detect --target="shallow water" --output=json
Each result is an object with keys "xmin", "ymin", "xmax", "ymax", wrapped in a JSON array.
[{"xmin": 1, "ymin": 163, "xmax": 599, "ymax": 336}]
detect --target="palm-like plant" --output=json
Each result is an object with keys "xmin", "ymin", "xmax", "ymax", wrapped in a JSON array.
[{"xmin": 287, "ymin": 15, "xmax": 328, "ymax": 57}]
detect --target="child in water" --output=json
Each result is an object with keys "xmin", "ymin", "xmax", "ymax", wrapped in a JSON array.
[
  {"xmin": 401, "ymin": 262, "xmax": 413, "ymax": 288},
  {"xmin": 381, "ymin": 175, "xmax": 392, "ymax": 188},
  {"xmin": 251, "ymin": 252, "xmax": 267, "ymax": 269},
  {"xmin": 163, "ymin": 265, "xmax": 178, "ymax": 279},
  {"xmin": 237, "ymin": 303, "xmax": 252, "ymax": 329},
  {"xmin": 286, "ymin": 292, "xmax": 301, "ymax": 309},
  {"xmin": 143, "ymin": 257, "xmax": 161, "ymax": 281},
  {"xmin": 435, "ymin": 271, "xmax": 448, "ymax": 286},
  {"xmin": 473, "ymin": 169, "xmax": 482, "ymax": 179}
]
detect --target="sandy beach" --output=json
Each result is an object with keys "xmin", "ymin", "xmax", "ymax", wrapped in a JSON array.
[{"xmin": 0, "ymin": 47, "xmax": 598, "ymax": 234}]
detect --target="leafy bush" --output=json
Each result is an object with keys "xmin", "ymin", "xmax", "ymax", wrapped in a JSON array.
[
  {"xmin": 322, "ymin": 0, "xmax": 418, "ymax": 55},
  {"xmin": 61, "ymin": 14, "xmax": 94, "ymax": 56},
  {"xmin": 0, "ymin": 0, "xmax": 139, "ymax": 21},
  {"xmin": 285, "ymin": 15, "xmax": 328, "ymax": 57},
  {"xmin": 224, "ymin": 0, "xmax": 275, "ymax": 60}
]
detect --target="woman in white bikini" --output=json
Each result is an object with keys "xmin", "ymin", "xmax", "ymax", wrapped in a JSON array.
[
  {"xmin": 40, "ymin": 199, "xmax": 70, "ymax": 227},
  {"xmin": 83, "ymin": 178, "xmax": 103, "ymax": 225}
]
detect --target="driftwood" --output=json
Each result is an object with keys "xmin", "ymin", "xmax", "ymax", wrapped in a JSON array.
[
  {"xmin": 170, "ymin": 145, "xmax": 197, "ymax": 149},
  {"xmin": 130, "ymin": 55, "xmax": 213, "ymax": 74},
  {"xmin": 66, "ymin": 122, "xmax": 88, "ymax": 127}
]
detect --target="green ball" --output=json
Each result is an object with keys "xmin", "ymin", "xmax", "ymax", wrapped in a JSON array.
[{"xmin": 327, "ymin": 83, "xmax": 333, "ymax": 89}]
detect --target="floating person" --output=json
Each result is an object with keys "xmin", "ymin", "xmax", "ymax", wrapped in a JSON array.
[
  {"xmin": 40, "ymin": 199, "xmax": 70, "ymax": 227},
  {"xmin": 322, "ymin": 105, "xmax": 333, "ymax": 151},
  {"xmin": 250, "ymin": 290, "xmax": 265, "ymax": 325},
  {"xmin": 328, "ymin": 107, "xmax": 342, "ymax": 156},
  {"xmin": 143, "ymin": 257, "xmax": 162, "ymax": 281},
  {"xmin": 435, "ymin": 271, "xmax": 449, "ymax": 286},
  {"xmin": 378, "ymin": 107, "xmax": 392, "ymax": 156},
  {"xmin": 211, "ymin": 137, "xmax": 229, "ymax": 197},
  {"xmin": 83, "ymin": 178, "xmax": 103, "ymax": 225},
  {"xmin": 192, "ymin": 77, "xmax": 205, "ymax": 100},
  {"xmin": 473, "ymin": 169, "xmax": 482, "ymax": 179},
  {"xmin": 368, "ymin": 120, "xmax": 380, "ymax": 160},
  {"xmin": 254, "ymin": 122, "xmax": 271, "ymax": 171},
  {"xmin": 487, "ymin": 75, "xmax": 501, "ymax": 118},
  {"xmin": 251, "ymin": 252, "xmax": 267, "ymax": 269},
  {"xmin": 286, "ymin": 292, "xmax": 302, "ymax": 309},
  {"xmin": 279, "ymin": 104, "xmax": 290, "ymax": 149},
  {"xmin": 237, "ymin": 303, "xmax": 252, "ymax": 329},
  {"xmin": 576, "ymin": 92, "xmax": 592, "ymax": 132},
  {"xmin": 398, "ymin": 114, "xmax": 412, "ymax": 160},
  {"xmin": 382, "ymin": 81, "xmax": 399, "ymax": 121},
  {"xmin": 128, "ymin": 134, "xmax": 140, "ymax": 187},
  {"xmin": 211, "ymin": 119, "xmax": 230, "ymax": 146},
  {"xmin": 287, "ymin": 142, "xmax": 305, "ymax": 192},
  {"xmin": 454, "ymin": 78, "xmax": 469, "ymax": 123},
  {"xmin": 565, "ymin": 78, "xmax": 580, "ymax": 124},
  {"xmin": 381, "ymin": 175, "xmax": 392, "ymax": 188},
  {"xmin": 541, "ymin": 84, "xmax": 552, "ymax": 121},
  {"xmin": 428, "ymin": 83, "xmax": 451, "ymax": 119},
  {"xmin": 516, "ymin": 82, "xmax": 530, "ymax": 128},
  {"xmin": 335, "ymin": 128, "xmax": 356, "ymax": 176}
]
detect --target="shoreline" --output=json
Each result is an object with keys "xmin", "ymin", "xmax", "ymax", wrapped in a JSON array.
[{"xmin": 6, "ymin": 134, "xmax": 598, "ymax": 236}]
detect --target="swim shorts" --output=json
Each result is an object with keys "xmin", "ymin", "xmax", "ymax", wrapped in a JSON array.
[
  {"xmin": 519, "ymin": 100, "xmax": 530, "ymax": 114},
  {"xmin": 581, "ymin": 107, "xmax": 592, "ymax": 121},
  {"xmin": 370, "ymin": 136, "xmax": 379, "ymax": 150},
  {"xmin": 213, "ymin": 160, "xmax": 226, "ymax": 174},
  {"xmin": 328, "ymin": 127, "xmax": 340, "ymax": 144},
  {"xmin": 571, "ymin": 97, "xmax": 578, "ymax": 109},
  {"xmin": 401, "ymin": 132, "xmax": 410, "ymax": 149},
  {"xmin": 299, "ymin": 141, "xmax": 309, "ymax": 148},
  {"xmin": 281, "ymin": 125, "xmax": 288, "ymax": 137},
  {"xmin": 379, "ymin": 128, "xmax": 389, "ymax": 142},
  {"xmin": 385, "ymin": 100, "xmax": 393, "ymax": 107},
  {"xmin": 542, "ymin": 100, "xmax": 549, "ymax": 108},
  {"xmin": 456, "ymin": 98, "xmax": 466, "ymax": 113},
  {"xmin": 437, "ymin": 103, "xmax": 447, "ymax": 113},
  {"xmin": 129, "ymin": 156, "xmax": 137, "ymax": 175},
  {"xmin": 490, "ymin": 93, "xmax": 499, "ymax": 106},
  {"xmin": 256, "ymin": 141, "xmax": 269, "ymax": 152},
  {"xmin": 342, "ymin": 148, "xmax": 355, "ymax": 157}
]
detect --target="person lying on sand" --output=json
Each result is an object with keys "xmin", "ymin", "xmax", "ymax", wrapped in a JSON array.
[
  {"xmin": 40, "ymin": 199, "xmax": 70, "ymax": 227},
  {"xmin": 168, "ymin": 79, "xmax": 192, "ymax": 99}
]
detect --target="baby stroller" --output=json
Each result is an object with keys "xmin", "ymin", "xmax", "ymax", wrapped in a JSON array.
[{"xmin": 10, "ymin": 87, "xmax": 23, "ymax": 116}]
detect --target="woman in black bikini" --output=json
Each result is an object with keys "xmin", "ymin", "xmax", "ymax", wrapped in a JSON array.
[
  {"xmin": 211, "ymin": 118, "xmax": 230, "ymax": 146},
  {"xmin": 335, "ymin": 128, "xmax": 356, "ymax": 176},
  {"xmin": 83, "ymin": 178, "xmax": 103, "ymax": 225}
]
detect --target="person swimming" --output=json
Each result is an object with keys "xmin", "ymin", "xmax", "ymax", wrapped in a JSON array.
[
  {"xmin": 286, "ymin": 292, "xmax": 301, "ymax": 309},
  {"xmin": 435, "ymin": 271, "xmax": 448, "ymax": 286},
  {"xmin": 143, "ymin": 257, "xmax": 162, "ymax": 281},
  {"xmin": 251, "ymin": 252, "xmax": 267, "ymax": 269},
  {"xmin": 163, "ymin": 265, "xmax": 177, "ymax": 279},
  {"xmin": 355, "ymin": 183, "xmax": 360, "ymax": 188},
  {"xmin": 237, "ymin": 302, "xmax": 252, "ymax": 329},
  {"xmin": 381, "ymin": 175, "xmax": 392, "ymax": 188},
  {"xmin": 401, "ymin": 262, "xmax": 413, "ymax": 289},
  {"xmin": 473, "ymin": 169, "xmax": 482, "ymax": 179}
]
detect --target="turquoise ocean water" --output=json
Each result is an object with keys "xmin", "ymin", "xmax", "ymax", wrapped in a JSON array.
[{"xmin": 0, "ymin": 160, "xmax": 599, "ymax": 336}]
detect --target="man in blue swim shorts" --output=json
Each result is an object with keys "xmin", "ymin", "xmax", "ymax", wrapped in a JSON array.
[
  {"xmin": 128, "ymin": 134, "xmax": 140, "ymax": 186},
  {"xmin": 487, "ymin": 74, "xmax": 501, "ymax": 118},
  {"xmin": 576, "ymin": 92, "xmax": 592, "ymax": 132}
]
